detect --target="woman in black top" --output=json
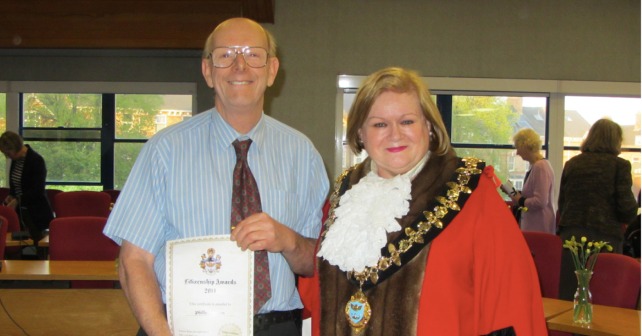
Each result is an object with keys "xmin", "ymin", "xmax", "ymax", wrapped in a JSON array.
[{"xmin": 0, "ymin": 131, "xmax": 54, "ymax": 240}]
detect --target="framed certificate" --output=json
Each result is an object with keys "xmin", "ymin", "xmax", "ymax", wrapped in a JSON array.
[{"xmin": 166, "ymin": 235, "xmax": 253, "ymax": 336}]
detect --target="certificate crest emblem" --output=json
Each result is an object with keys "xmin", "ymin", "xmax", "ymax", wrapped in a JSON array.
[
  {"xmin": 199, "ymin": 247, "xmax": 222, "ymax": 274},
  {"xmin": 345, "ymin": 289, "xmax": 371, "ymax": 333}
]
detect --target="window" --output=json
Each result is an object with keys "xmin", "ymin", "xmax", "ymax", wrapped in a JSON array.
[
  {"xmin": 3, "ymin": 82, "xmax": 196, "ymax": 191},
  {"xmin": 563, "ymin": 96, "xmax": 641, "ymax": 195}
]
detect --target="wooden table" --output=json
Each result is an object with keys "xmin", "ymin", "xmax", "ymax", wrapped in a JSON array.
[
  {"xmin": 0, "ymin": 289, "xmax": 138, "ymax": 335},
  {"xmin": 0, "ymin": 260, "xmax": 118, "ymax": 280},
  {"xmin": 547, "ymin": 302, "xmax": 641, "ymax": 335},
  {"xmin": 542, "ymin": 297, "xmax": 574, "ymax": 320},
  {"xmin": 5, "ymin": 236, "xmax": 34, "ymax": 247}
]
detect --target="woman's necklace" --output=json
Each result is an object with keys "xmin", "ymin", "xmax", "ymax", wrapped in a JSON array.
[{"xmin": 322, "ymin": 157, "xmax": 483, "ymax": 334}]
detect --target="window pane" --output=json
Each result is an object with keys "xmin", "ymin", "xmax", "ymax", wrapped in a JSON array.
[
  {"xmin": 23, "ymin": 93, "xmax": 102, "ymax": 128},
  {"xmin": 47, "ymin": 185, "xmax": 102, "ymax": 192},
  {"xmin": 31, "ymin": 141, "xmax": 101, "ymax": 183},
  {"xmin": 563, "ymin": 96, "xmax": 641, "ymax": 195},
  {"xmin": 564, "ymin": 96, "xmax": 641, "ymax": 148},
  {"xmin": 451, "ymin": 96, "xmax": 546, "ymax": 145},
  {"xmin": 116, "ymin": 94, "xmax": 192, "ymax": 140},
  {"xmin": 114, "ymin": 142, "xmax": 144, "ymax": 189}
]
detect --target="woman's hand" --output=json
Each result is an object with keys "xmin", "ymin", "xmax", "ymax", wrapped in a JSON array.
[{"xmin": 3, "ymin": 196, "xmax": 17, "ymax": 209}]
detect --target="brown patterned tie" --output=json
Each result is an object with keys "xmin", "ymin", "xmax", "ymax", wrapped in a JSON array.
[{"xmin": 231, "ymin": 139, "xmax": 271, "ymax": 313}]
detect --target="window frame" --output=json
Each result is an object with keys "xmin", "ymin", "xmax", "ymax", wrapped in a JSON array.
[{"xmin": 2, "ymin": 81, "xmax": 197, "ymax": 189}]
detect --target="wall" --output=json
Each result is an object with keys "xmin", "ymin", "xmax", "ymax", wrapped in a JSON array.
[{"xmin": 0, "ymin": 0, "xmax": 639, "ymax": 178}]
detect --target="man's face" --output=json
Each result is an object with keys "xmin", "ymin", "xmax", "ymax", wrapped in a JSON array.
[{"xmin": 201, "ymin": 19, "xmax": 279, "ymax": 114}]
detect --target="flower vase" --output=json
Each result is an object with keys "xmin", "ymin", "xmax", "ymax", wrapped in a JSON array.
[{"xmin": 573, "ymin": 269, "xmax": 593, "ymax": 324}]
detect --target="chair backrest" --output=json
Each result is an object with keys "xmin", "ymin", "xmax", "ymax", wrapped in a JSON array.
[
  {"xmin": 48, "ymin": 216, "xmax": 118, "ymax": 261},
  {"xmin": 53, "ymin": 191, "xmax": 112, "ymax": 218},
  {"xmin": 101, "ymin": 189, "xmax": 120, "ymax": 203},
  {"xmin": 590, "ymin": 253, "xmax": 641, "ymax": 309},
  {"xmin": 49, "ymin": 216, "xmax": 118, "ymax": 288},
  {"xmin": 0, "ymin": 205, "xmax": 21, "ymax": 233},
  {"xmin": 522, "ymin": 231, "xmax": 563, "ymax": 298},
  {"xmin": 0, "ymin": 188, "xmax": 10, "ymax": 203},
  {"xmin": 0, "ymin": 215, "xmax": 8, "ymax": 260},
  {"xmin": 46, "ymin": 189, "xmax": 63, "ymax": 213}
]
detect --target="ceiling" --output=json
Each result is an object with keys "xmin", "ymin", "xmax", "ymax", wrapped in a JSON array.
[{"xmin": 0, "ymin": 0, "xmax": 275, "ymax": 49}]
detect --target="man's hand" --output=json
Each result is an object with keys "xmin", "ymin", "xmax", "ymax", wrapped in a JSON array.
[{"xmin": 230, "ymin": 212, "xmax": 317, "ymax": 276}]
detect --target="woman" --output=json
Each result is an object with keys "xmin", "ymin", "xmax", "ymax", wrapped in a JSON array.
[
  {"xmin": 0, "ymin": 131, "xmax": 54, "ymax": 241},
  {"xmin": 509, "ymin": 128, "xmax": 556, "ymax": 234},
  {"xmin": 557, "ymin": 118, "xmax": 638, "ymax": 299},
  {"xmin": 300, "ymin": 67, "xmax": 545, "ymax": 335}
]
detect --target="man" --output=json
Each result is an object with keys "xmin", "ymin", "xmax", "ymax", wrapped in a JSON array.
[{"xmin": 103, "ymin": 18, "xmax": 329, "ymax": 336}]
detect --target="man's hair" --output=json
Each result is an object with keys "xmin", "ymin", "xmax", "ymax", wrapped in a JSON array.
[{"xmin": 202, "ymin": 18, "xmax": 277, "ymax": 59}]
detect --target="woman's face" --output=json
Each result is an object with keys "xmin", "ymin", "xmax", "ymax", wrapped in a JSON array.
[
  {"xmin": 515, "ymin": 143, "xmax": 534, "ymax": 162},
  {"xmin": 358, "ymin": 91, "xmax": 431, "ymax": 179}
]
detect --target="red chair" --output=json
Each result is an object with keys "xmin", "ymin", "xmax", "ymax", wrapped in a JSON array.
[
  {"xmin": 0, "ymin": 215, "xmax": 8, "ymax": 260},
  {"xmin": 46, "ymin": 189, "xmax": 63, "ymax": 214},
  {"xmin": 53, "ymin": 191, "xmax": 112, "ymax": 218},
  {"xmin": 0, "ymin": 187, "xmax": 9, "ymax": 203},
  {"xmin": 49, "ymin": 216, "xmax": 119, "ymax": 288},
  {"xmin": 101, "ymin": 189, "xmax": 120, "ymax": 203},
  {"xmin": 0, "ymin": 206, "xmax": 24, "ymax": 258},
  {"xmin": 522, "ymin": 231, "xmax": 562, "ymax": 299},
  {"xmin": 590, "ymin": 253, "xmax": 641, "ymax": 309}
]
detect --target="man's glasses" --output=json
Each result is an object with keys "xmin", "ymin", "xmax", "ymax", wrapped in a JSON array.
[{"xmin": 208, "ymin": 46, "xmax": 269, "ymax": 68}]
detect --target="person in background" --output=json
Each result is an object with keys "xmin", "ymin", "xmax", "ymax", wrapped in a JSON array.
[
  {"xmin": 103, "ymin": 18, "xmax": 329, "ymax": 336},
  {"xmin": 300, "ymin": 67, "xmax": 546, "ymax": 336},
  {"xmin": 557, "ymin": 118, "xmax": 638, "ymax": 299},
  {"xmin": 508, "ymin": 128, "xmax": 556, "ymax": 234},
  {"xmin": 0, "ymin": 131, "xmax": 53, "ymax": 241}
]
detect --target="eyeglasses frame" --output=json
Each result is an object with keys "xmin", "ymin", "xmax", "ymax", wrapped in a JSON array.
[{"xmin": 207, "ymin": 46, "xmax": 270, "ymax": 68}]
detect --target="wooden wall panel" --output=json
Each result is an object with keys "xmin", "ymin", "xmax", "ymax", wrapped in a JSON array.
[{"xmin": 0, "ymin": 0, "xmax": 274, "ymax": 49}]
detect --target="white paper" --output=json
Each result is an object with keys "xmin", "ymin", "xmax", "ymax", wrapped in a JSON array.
[
  {"xmin": 500, "ymin": 179, "xmax": 517, "ymax": 196},
  {"xmin": 166, "ymin": 235, "xmax": 253, "ymax": 336}
]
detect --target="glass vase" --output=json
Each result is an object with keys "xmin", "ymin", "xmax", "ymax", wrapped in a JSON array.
[{"xmin": 573, "ymin": 269, "xmax": 593, "ymax": 324}]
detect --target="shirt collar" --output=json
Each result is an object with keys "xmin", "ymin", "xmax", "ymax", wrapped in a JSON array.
[{"xmin": 210, "ymin": 108, "xmax": 266, "ymax": 153}]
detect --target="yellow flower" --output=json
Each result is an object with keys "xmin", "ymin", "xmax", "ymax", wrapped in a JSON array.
[{"xmin": 563, "ymin": 235, "xmax": 612, "ymax": 272}]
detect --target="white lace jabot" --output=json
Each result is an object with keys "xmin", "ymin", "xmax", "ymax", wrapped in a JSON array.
[{"xmin": 317, "ymin": 152, "xmax": 430, "ymax": 273}]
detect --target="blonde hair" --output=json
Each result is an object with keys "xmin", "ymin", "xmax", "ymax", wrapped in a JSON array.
[
  {"xmin": 513, "ymin": 128, "xmax": 542, "ymax": 154},
  {"xmin": 345, "ymin": 67, "xmax": 451, "ymax": 156}
]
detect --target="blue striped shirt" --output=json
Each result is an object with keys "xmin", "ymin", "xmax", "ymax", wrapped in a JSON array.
[{"xmin": 104, "ymin": 108, "xmax": 329, "ymax": 312}]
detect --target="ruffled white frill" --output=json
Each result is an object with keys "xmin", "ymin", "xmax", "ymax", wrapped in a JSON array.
[{"xmin": 317, "ymin": 171, "xmax": 412, "ymax": 273}]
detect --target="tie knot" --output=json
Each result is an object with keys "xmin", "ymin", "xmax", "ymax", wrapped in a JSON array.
[{"xmin": 233, "ymin": 139, "xmax": 252, "ymax": 160}]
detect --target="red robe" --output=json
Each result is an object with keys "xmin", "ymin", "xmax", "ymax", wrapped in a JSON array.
[{"xmin": 299, "ymin": 165, "xmax": 547, "ymax": 335}]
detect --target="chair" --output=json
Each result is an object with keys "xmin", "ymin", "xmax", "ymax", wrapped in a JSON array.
[
  {"xmin": 101, "ymin": 189, "xmax": 120, "ymax": 203},
  {"xmin": 0, "ymin": 206, "xmax": 24, "ymax": 259},
  {"xmin": 0, "ymin": 187, "xmax": 9, "ymax": 202},
  {"xmin": 46, "ymin": 189, "xmax": 63, "ymax": 214},
  {"xmin": 48, "ymin": 216, "xmax": 119, "ymax": 288},
  {"xmin": 522, "ymin": 231, "xmax": 563, "ymax": 299},
  {"xmin": 0, "ymin": 215, "xmax": 8, "ymax": 260},
  {"xmin": 53, "ymin": 191, "xmax": 112, "ymax": 218},
  {"xmin": 590, "ymin": 253, "xmax": 641, "ymax": 309}
]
